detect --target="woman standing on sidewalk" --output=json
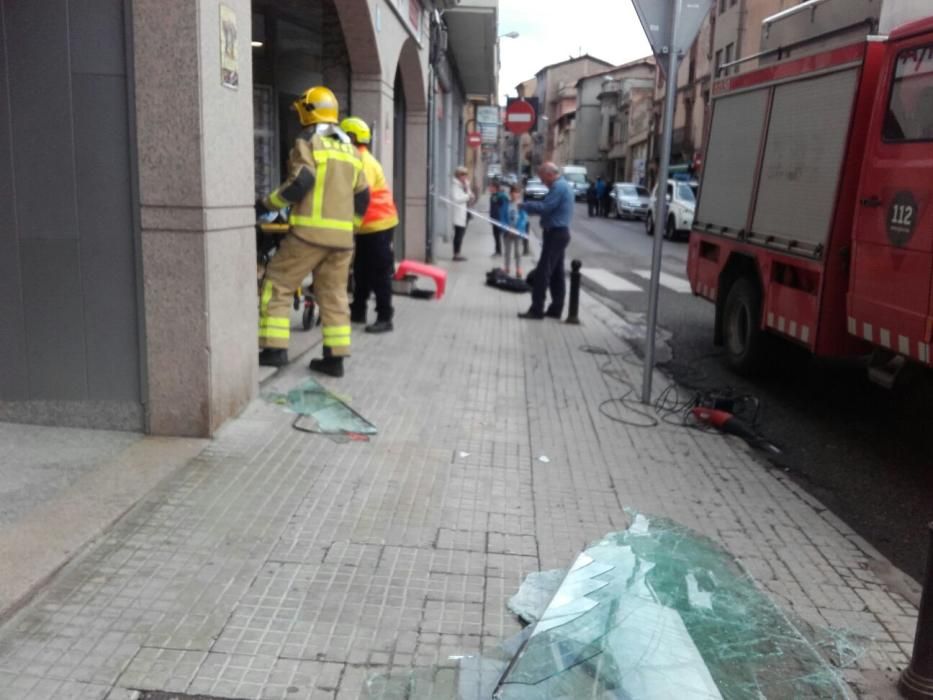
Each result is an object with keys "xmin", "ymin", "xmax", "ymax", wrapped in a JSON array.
[{"xmin": 451, "ymin": 166, "xmax": 474, "ymax": 261}]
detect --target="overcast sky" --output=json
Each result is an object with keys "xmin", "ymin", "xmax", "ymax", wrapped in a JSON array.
[{"xmin": 497, "ymin": 0, "xmax": 652, "ymax": 104}]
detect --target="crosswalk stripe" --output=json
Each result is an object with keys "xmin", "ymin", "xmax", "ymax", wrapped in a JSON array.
[
  {"xmin": 633, "ymin": 269, "xmax": 693, "ymax": 294},
  {"xmin": 581, "ymin": 268, "xmax": 643, "ymax": 293}
]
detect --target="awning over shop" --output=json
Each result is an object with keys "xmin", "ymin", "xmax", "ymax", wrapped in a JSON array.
[{"xmin": 444, "ymin": 3, "xmax": 497, "ymax": 96}]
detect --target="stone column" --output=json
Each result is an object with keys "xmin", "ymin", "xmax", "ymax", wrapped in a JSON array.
[
  {"xmin": 404, "ymin": 110, "xmax": 428, "ymax": 261},
  {"xmin": 133, "ymin": 0, "xmax": 257, "ymax": 437},
  {"xmin": 351, "ymin": 73, "xmax": 396, "ymax": 174}
]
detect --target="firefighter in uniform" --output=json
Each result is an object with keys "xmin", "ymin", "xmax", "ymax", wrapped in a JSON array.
[
  {"xmin": 258, "ymin": 86, "xmax": 370, "ymax": 377},
  {"xmin": 340, "ymin": 116, "xmax": 400, "ymax": 334}
]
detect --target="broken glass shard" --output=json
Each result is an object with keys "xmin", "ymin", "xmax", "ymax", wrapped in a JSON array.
[
  {"xmin": 265, "ymin": 378, "xmax": 376, "ymax": 436},
  {"xmin": 495, "ymin": 514, "xmax": 851, "ymax": 699},
  {"xmin": 507, "ymin": 569, "xmax": 566, "ymax": 624}
]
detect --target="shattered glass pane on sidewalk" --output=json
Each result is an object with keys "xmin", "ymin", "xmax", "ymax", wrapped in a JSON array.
[
  {"xmin": 507, "ymin": 569, "xmax": 566, "ymax": 624},
  {"xmin": 495, "ymin": 513, "xmax": 851, "ymax": 699},
  {"xmin": 265, "ymin": 378, "xmax": 377, "ymax": 436}
]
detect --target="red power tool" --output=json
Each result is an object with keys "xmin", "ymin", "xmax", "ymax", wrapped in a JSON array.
[{"xmin": 690, "ymin": 406, "xmax": 780, "ymax": 454}]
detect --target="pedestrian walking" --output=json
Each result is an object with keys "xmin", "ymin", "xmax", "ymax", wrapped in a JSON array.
[
  {"xmin": 601, "ymin": 180, "xmax": 613, "ymax": 218},
  {"xmin": 451, "ymin": 166, "xmax": 474, "ymax": 261},
  {"xmin": 595, "ymin": 176, "xmax": 607, "ymax": 216},
  {"xmin": 586, "ymin": 179, "xmax": 598, "ymax": 217},
  {"xmin": 518, "ymin": 162, "xmax": 573, "ymax": 320},
  {"xmin": 498, "ymin": 183, "xmax": 528, "ymax": 278},
  {"xmin": 489, "ymin": 179, "xmax": 509, "ymax": 257},
  {"xmin": 258, "ymin": 86, "xmax": 370, "ymax": 377},
  {"xmin": 341, "ymin": 116, "xmax": 398, "ymax": 334}
]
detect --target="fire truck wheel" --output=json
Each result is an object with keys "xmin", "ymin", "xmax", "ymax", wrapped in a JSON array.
[{"xmin": 723, "ymin": 277, "xmax": 767, "ymax": 374}]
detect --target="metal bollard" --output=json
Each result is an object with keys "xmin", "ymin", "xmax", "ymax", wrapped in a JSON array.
[
  {"xmin": 565, "ymin": 259, "xmax": 582, "ymax": 325},
  {"xmin": 901, "ymin": 523, "xmax": 933, "ymax": 699}
]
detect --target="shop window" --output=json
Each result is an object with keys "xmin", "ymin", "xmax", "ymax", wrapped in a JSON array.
[{"xmin": 251, "ymin": 1, "xmax": 351, "ymax": 188}]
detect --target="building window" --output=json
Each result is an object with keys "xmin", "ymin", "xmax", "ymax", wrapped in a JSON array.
[
  {"xmin": 730, "ymin": 0, "xmax": 737, "ymax": 5},
  {"xmin": 724, "ymin": 43, "xmax": 734, "ymax": 75},
  {"xmin": 715, "ymin": 49, "xmax": 723, "ymax": 76}
]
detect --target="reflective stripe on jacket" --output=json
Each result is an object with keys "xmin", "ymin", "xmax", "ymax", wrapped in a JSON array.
[
  {"xmin": 266, "ymin": 125, "xmax": 370, "ymax": 249},
  {"xmin": 357, "ymin": 147, "xmax": 399, "ymax": 234}
]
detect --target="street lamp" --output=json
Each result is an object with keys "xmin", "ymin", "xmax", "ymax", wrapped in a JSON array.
[{"xmin": 499, "ymin": 31, "xmax": 519, "ymax": 39}]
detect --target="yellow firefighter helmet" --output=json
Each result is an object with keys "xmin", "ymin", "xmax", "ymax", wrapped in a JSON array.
[
  {"xmin": 340, "ymin": 116, "xmax": 372, "ymax": 145},
  {"xmin": 292, "ymin": 86, "xmax": 339, "ymax": 126}
]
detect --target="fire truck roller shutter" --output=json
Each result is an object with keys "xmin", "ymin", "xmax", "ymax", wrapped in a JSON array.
[
  {"xmin": 752, "ymin": 68, "xmax": 860, "ymax": 249},
  {"xmin": 697, "ymin": 88, "xmax": 770, "ymax": 233}
]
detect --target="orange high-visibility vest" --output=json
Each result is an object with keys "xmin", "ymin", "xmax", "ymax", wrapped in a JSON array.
[{"xmin": 357, "ymin": 146, "xmax": 400, "ymax": 234}]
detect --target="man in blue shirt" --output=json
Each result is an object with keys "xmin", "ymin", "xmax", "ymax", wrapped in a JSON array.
[
  {"xmin": 595, "ymin": 176, "xmax": 607, "ymax": 216},
  {"xmin": 519, "ymin": 162, "xmax": 574, "ymax": 320}
]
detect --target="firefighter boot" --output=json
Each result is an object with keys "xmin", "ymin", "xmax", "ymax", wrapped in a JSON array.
[
  {"xmin": 259, "ymin": 348, "xmax": 289, "ymax": 367},
  {"xmin": 309, "ymin": 347, "xmax": 345, "ymax": 377}
]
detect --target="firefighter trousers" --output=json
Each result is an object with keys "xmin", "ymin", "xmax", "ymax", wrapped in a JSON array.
[
  {"xmin": 350, "ymin": 228, "xmax": 395, "ymax": 322},
  {"xmin": 259, "ymin": 234, "xmax": 352, "ymax": 356}
]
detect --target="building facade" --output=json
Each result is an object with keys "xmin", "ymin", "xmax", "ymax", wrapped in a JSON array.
[
  {"xmin": 622, "ymin": 84, "xmax": 655, "ymax": 185},
  {"xmin": 0, "ymin": 0, "xmax": 494, "ymax": 438},
  {"xmin": 532, "ymin": 55, "xmax": 613, "ymax": 166},
  {"xmin": 573, "ymin": 58, "xmax": 655, "ymax": 181}
]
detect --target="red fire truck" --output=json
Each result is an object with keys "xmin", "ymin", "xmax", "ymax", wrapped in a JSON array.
[{"xmin": 687, "ymin": 4, "xmax": 933, "ymax": 384}]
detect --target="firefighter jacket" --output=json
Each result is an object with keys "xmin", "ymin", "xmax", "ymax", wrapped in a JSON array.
[
  {"xmin": 266, "ymin": 124, "xmax": 370, "ymax": 249},
  {"xmin": 356, "ymin": 146, "xmax": 399, "ymax": 234}
]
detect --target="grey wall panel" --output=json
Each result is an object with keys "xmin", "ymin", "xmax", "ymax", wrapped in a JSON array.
[
  {"xmin": 68, "ymin": 0, "xmax": 126, "ymax": 76},
  {"xmin": 696, "ymin": 89, "xmax": 769, "ymax": 232},
  {"xmin": 0, "ymin": 8, "xmax": 28, "ymax": 399},
  {"xmin": 20, "ymin": 239, "xmax": 88, "ymax": 400},
  {"xmin": 72, "ymin": 74, "xmax": 140, "ymax": 401},
  {"xmin": 753, "ymin": 69, "xmax": 859, "ymax": 246},
  {"xmin": 7, "ymin": 0, "xmax": 79, "ymax": 240}
]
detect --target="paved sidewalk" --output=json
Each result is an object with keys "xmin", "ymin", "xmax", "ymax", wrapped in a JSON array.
[{"xmin": 0, "ymin": 221, "xmax": 920, "ymax": 699}]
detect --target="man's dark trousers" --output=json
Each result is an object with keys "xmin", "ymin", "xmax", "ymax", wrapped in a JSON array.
[
  {"xmin": 351, "ymin": 228, "xmax": 395, "ymax": 321},
  {"xmin": 530, "ymin": 227, "xmax": 570, "ymax": 316}
]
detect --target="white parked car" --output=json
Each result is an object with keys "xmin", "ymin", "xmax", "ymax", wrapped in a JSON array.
[{"xmin": 645, "ymin": 179, "xmax": 697, "ymax": 241}]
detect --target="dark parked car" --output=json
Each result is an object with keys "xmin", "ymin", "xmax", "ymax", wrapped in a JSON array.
[
  {"xmin": 523, "ymin": 177, "xmax": 548, "ymax": 200},
  {"xmin": 609, "ymin": 182, "xmax": 651, "ymax": 220}
]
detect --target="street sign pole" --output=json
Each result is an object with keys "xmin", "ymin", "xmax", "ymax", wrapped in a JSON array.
[
  {"xmin": 632, "ymin": 0, "xmax": 710, "ymax": 404},
  {"xmin": 642, "ymin": 40, "xmax": 681, "ymax": 403}
]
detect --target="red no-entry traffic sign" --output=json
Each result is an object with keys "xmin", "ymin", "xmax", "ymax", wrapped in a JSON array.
[
  {"xmin": 504, "ymin": 100, "xmax": 535, "ymax": 135},
  {"xmin": 467, "ymin": 131, "xmax": 481, "ymax": 148}
]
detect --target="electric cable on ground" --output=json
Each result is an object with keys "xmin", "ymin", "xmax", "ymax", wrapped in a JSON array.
[{"xmin": 580, "ymin": 344, "xmax": 778, "ymax": 451}]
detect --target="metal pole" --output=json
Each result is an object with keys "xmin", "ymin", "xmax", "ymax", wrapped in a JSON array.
[
  {"xmin": 425, "ymin": 60, "xmax": 436, "ymax": 263},
  {"xmin": 565, "ymin": 259, "xmax": 582, "ymax": 324},
  {"xmin": 641, "ymin": 3, "xmax": 682, "ymax": 404},
  {"xmin": 900, "ymin": 522, "xmax": 933, "ymax": 699},
  {"xmin": 513, "ymin": 133, "xmax": 520, "ymax": 176}
]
